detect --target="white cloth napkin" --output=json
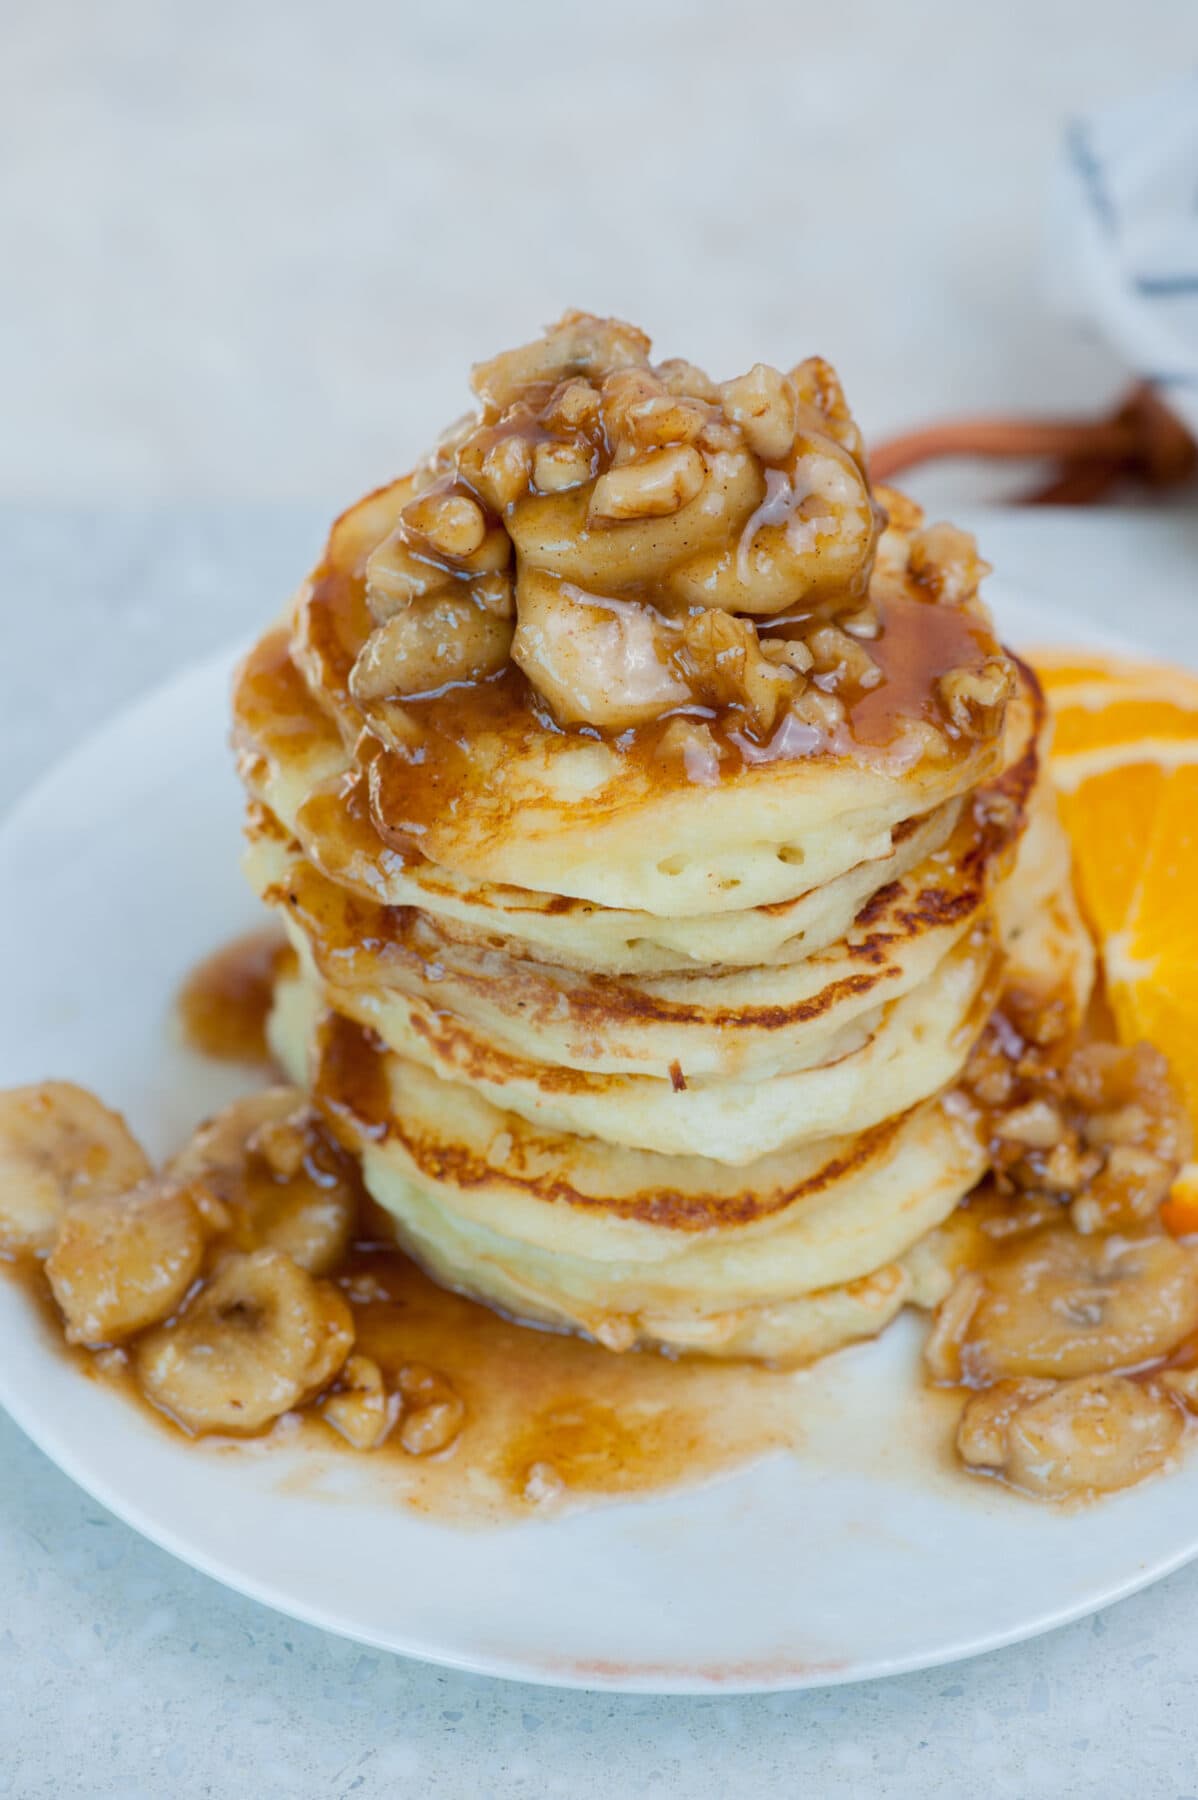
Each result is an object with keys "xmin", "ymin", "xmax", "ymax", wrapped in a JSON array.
[{"xmin": 1050, "ymin": 73, "xmax": 1198, "ymax": 437}]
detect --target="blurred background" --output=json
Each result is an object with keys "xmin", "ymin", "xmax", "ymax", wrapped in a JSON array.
[{"xmin": 3, "ymin": 0, "xmax": 1195, "ymax": 514}]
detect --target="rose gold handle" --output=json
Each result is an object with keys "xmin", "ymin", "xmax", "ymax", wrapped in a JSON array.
[{"xmin": 871, "ymin": 383, "xmax": 1195, "ymax": 503}]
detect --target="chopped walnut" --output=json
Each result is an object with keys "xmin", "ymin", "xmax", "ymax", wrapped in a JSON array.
[
  {"xmin": 788, "ymin": 356, "xmax": 867, "ymax": 467},
  {"xmin": 470, "ymin": 432, "xmax": 534, "ymax": 512},
  {"xmin": 598, "ymin": 367, "xmax": 672, "ymax": 453},
  {"xmin": 958, "ymin": 1007, "xmax": 1190, "ymax": 1236},
  {"xmin": 364, "ymin": 530, "xmax": 445, "ymax": 620},
  {"xmin": 402, "ymin": 488, "xmax": 488, "ymax": 560},
  {"xmin": 1004, "ymin": 983, "xmax": 1075, "ymax": 1049},
  {"xmin": 938, "ymin": 659, "xmax": 1015, "ymax": 739},
  {"xmin": 679, "ymin": 609, "xmax": 797, "ymax": 733},
  {"xmin": 623, "ymin": 392, "xmax": 710, "ymax": 450},
  {"xmin": 654, "ymin": 717, "xmax": 722, "ymax": 784},
  {"xmin": 654, "ymin": 356, "xmax": 720, "ymax": 402},
  {"xmin": 840, "ymin": 601, "xmax": 880, "ymax": 639},
  {"xmin": 806, "ymin": 624, "xmax": 881, "ymax": 691},
  {"xmin": 396, "ymin": 1363, "xmax": 465, "ymax": 1456},
  {"xmin": 1071, "ymin": 1146, "xmax": 1176, "ymax": 1236},
  {"xmin": 790, "ymin": 686, "xmax": 847, "ymax": 734},
  {"xmin": 1039, "ymin": 1138, "xmax": 1100, "ymax": 1195},
  {"xmin": 720, "ymin": 363, "xmax": 797, "ymax": 462},
  {"xmin": 909, "ymin": 522, "xmax": 991, "ymax": 605},
  {"xmin": 321, "ymin": 1353, "xmax": 395, "ymax": 1451},
  {"xmin": 545, "ymin": 379, "xmax": 603, "ymax": 432},
  {"xmin": 533, "ymin": 438, "xmax": 596, "ymax": 494},
  {"xmin": 759, "ymin": 636, "xmax": 814, "ymax": 676},
  {"xmin": 589, "ymin": 444, "xmax": 707, "ymax": 521},
  {"xmin": 993, "ymin": 1099, "xmax": 1065, "ymax": 1151},
  {"xmin": 470, "ymin": 310, "xmax": 651, "ymax": 411}
]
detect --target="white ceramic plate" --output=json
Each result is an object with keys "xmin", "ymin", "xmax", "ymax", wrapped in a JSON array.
[{"xmin": 3, "ymin": 586, "xmax": 1191, "ymax": 1697}]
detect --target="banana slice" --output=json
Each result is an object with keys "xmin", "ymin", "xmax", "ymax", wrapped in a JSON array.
[
  {"xmin": 959, "ymin": 1373, "xmax": 1183, "ymax": 1498},
  {"xmin": 928, "ymin": 1230, "xmax": 1198, "ymax": 1383},
  {"xmin": 0, "ymin": 1081, "xmax": 151, "ymax": 1256},
  {"xmin": 134, "ymin": 1247, "xmax": 353, "ymax": 1435},
  {"xmin": 46, "ymin": 1180, "xmax": 205, "ymax": 1346},
  {"xmin": 169, "ymin": 1088, "xmax": 356, "ymax": 1276}
]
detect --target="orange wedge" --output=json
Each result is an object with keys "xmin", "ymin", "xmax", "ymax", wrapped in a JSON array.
[
  {"xmin": 1035, "ymin": 646, "xmax": 1198, "ymax": 713},
  {"xmin": 1030, "ymin": 646, "xmax": 1198, "ymax": 1230}
]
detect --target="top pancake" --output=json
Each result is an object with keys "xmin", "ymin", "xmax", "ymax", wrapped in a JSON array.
[{"xmin": 234, "ymin": 542, "xmax": 1011, "ymax": 922}]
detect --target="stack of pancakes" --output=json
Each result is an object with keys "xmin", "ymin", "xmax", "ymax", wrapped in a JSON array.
[{"xmin": 233, "ymin": 315, "xmax": 1093, "ymax": 1362}]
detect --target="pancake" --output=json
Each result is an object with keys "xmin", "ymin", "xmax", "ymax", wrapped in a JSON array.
[
  {"xmin": 236, "ymin": 576, "xmax": 1009, "ymax": 920},
  {"xmin": 247, "ymin": 787, "xmax": 1006, "ymax": 1085},
  {"xmin": 992, "ymin": 777, "xmax": 1096, "ymax": 1023},
  {"xmin": 231, "ymin": 313, "xmax": 1094, "ymax": 1364},
  {"xmin": 239, "ymin": 708, "xmax": 964, "ymax": 974},
  {"xmin": 268, "ymin": 969, "xmax": 989, "ymax": 1359},
  {"xmin": 283, "ymin": 921, "xmax": 998, "ymax": 1162}
]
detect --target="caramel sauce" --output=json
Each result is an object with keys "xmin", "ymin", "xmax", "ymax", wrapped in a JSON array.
[
  {"xmin": 311, "ymin": 1239, "xmax": 802, "ymax": 1524},
  {"xmin": 847, "ymin": 592, "xmax": 995, "ymax": 748},
  {"xmin": 176, "ymin": 926, "xmax": 291, "ymax": 1064},
  {"xmin": 1, "ymin": 1217, "xmax": 801, "ymax": 1529},
  {"xmin": 237, "ymin": 561, "xmax": 1000, "ymax": 877}
]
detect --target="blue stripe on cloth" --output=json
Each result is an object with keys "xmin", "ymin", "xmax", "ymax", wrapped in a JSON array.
[
  {"xmin": 1066, "ymin": 118, "xmax": 1117, "ymax": 234},
  {"xmin": 1134, "ymin": 275, "xmax": 1198, "ymax": 296}
]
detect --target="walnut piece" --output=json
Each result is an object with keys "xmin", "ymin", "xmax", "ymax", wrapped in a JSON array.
[{"xmin": 938, "ymin": 659, "xmax": 1015, "ymax": 739}]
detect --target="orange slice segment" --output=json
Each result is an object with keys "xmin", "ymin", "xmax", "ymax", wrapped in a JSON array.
[
  {"xmin": 1055, "ymin": 762, "xmax": 1168, "ymax": 939},
  {"xmin": 1052, "ymin": 695, "xmax": 1198, "ymax": 759},
  {"xmin": 1033, "ymin": 646, "xmax": 1198, "ymax": 710},
  {"xmin": 1123, "ymin": 763, "xmax": 1198, "ymax": 977},
  {"xmin": 1029, "ymin": 648, "xmax": 1198, "ymax": 1228}
]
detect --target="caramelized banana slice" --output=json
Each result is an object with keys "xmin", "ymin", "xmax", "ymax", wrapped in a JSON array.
[
  {"xmin": 0, "ymin": 1081, "xmax": 151, "ymax": 1256},
  {"xmin": 169, "ymin": 1088, "xmax": 355, "ymax": 1276},
  {"xmin": 668, "ymin": 430, "xmax": 878, "ymax": 615},
  {"xmin": 507, "ymin": 445, "xmax": 761, "ymax": 591},
  {"xmin": 135, "ymin": 1248, "xmax": 353, "ymax": 1435},
  {"xmin": 928, "ymin": 1230, "xmax": 1198, "ymax": 1383},
  {"xmin": 350, "ymin": 590, "xmax": 513, "ymax": 702},
  {"xmin": 46, "ymin": 1180, "xmax": 205, "ymax": 1346},
  {"xmin": 959, "ymin": 1374, "xmax": 1183, "ymax": 1498},
  {"xmin": 512, "ymin": 570, "xmax": 692, "ymax": 731}
]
